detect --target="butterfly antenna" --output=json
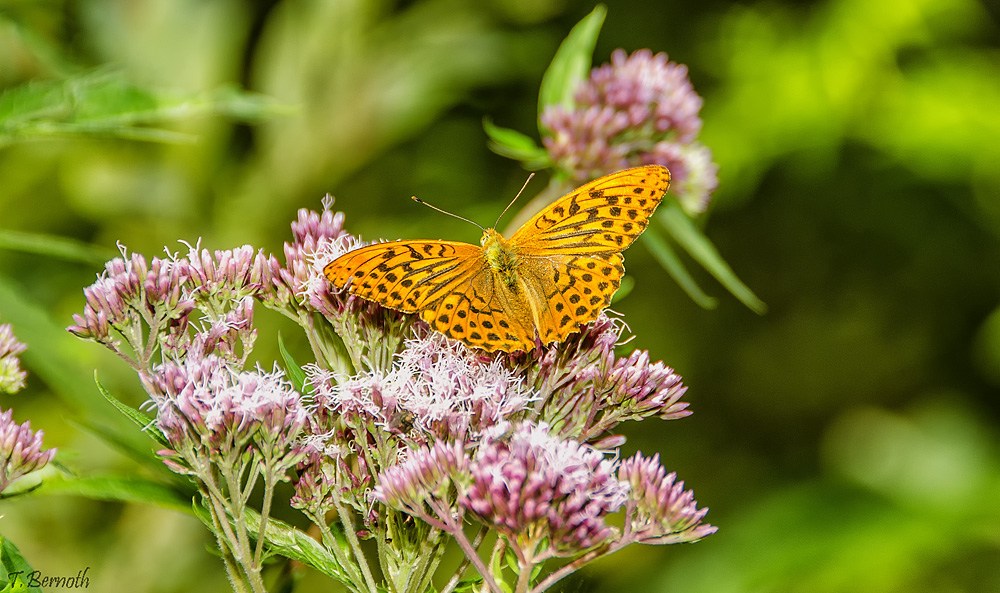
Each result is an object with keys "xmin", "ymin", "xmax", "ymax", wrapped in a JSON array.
[
  {"xmin": 493, "ymin": 173, "xmax": 535, "ymax": 229},
  {"xmin": 411, "ymin": 196, "xmax": 485, "ymax": 232}
]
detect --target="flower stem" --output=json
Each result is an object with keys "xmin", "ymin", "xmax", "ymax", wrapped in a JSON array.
[{"xmin": 333, "ymin": 497, "xmax": 379, "ymax": 593}]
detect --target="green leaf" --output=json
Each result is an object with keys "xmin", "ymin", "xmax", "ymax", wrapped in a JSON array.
[
  {"xmin": 537, "ymin": 5, "xmax": 607, "ymax": 119},
  {"xmin": 32, "ymin": 475, "xmax": 192, "ymax": 511},
  {"xmin": 453, "ymin": 577, "xmax": 485, "ymax": 593},
  {"xmin": 66, "ymin": 415, "xmax": 179, "ymax": 482},
  {"xmin": 277, "ymin": 333, "xmax": 308, "ymax": 395},
  {"xmin": 641, "ymin": 226, "xmax": 718, "ymax": 310},
  {"xmin": 0, "ymin": 230, "xmax": 116, "ymax": 265},
  {"xmin": 192, "ymin": 502, "xmax": 351, "ymax": 584},
  {"xmin": 482, "ymin": 118, "xmax": 550, "ymax": 169},
  {"xmin": 0, "ymin": 69, "xmax": 286, "ymax": 148},
  {"xmin": 658, "ymin": 203, "xmax": 767, "ymax": 314},
  {"xmin": 94, "ymin": 373, "xmax": 170, "ymax": 450},
  {"xmin": 0, "ymin": 536, "xmax": 42, "ymax": 592}
]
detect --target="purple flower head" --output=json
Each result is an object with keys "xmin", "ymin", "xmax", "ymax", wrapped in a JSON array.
[
  {"xmin": 462, "ymin": 421, "xmax": 629, "ymax": 560},
  {"xmin": 70, "ymin": 241, "xmax": 279, "ymax": 373},
  {"xmin": 645, "ymin": 141, "xmax": 719, "ymax": 215},
  {"xmin": 149, "ymin": 350, "xmax": 306, "ymax": 469},
  {"xmin": 67, "ymin": 246, "xmax": 196, "ymax": 363},
  {"xmin": 541, "ymin": 49, "xmax": 718, "ymax": 214},
  {"xmin": 0, "ymin": 407, "xmax": 56, "ymax": 492},
  {"xmin": 0, "ymin": 322, "xmax": 27, "ymax": 394},
  {"xmin": 374, "ymin": 440, "xmax": 469, "ymax": 529},
  {"xmin": 508, "ymin": 314, "xmax": 690, "ymax": 444},
  {"xmin": 307, "ymin": 333, "xmax": 535, "ymax": 446},
  {"xmin": 179, "ymin": 241, "xmax": 270, "ymax": 304},
  {"xmin": 619, "ymin": 452, "xmax": 716, "ymax": 544},
  {"xmin": 581, "ymin": 49, "xmax": 703, "ymax": 144},
  {"xmin": 265, "ymin": 196, "xmax": 354, "ymax": 314},
  {"xmin": 291, "ymin": 434, "xmax": 365, "ymax": 516},
  {"xmin": 180, "ymin": 297, "xmax": 257, "ymax": 366}
]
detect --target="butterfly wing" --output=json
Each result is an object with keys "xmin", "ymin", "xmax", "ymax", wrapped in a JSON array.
[
  {"xmin": 509, "ymin": 165, "xmax": 669, "ymax": 344},
  {"xmin": 325, "ymin": 240, "xmax": 484, "ymax": 311},
  {"xmin": 422, "ymin": 264, "xmax": 537, "ymax": 352},
  {"xmin": 324, "ymin": 240, "xmax": 536, "ymax": 352},
  {"xmin": 514, "ymin": 252, "xmax": 624, "ymax": 344},
  {"xmin": 510, "ymin": 165, "xmax": 670, "ymax": 255}
]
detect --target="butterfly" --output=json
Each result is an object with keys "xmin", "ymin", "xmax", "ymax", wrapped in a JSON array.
[{"xmin": 324, "ymin": 165, "xmax": 670, "ymax": 353}]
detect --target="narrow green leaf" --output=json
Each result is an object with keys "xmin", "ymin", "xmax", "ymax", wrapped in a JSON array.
[
  {"xmin": 32, "ymin": 475, "xmax": 192, "ymax": 511},
  {"xmin": 454, "ymin": 577, "xmax": 485, "ymax": 593},
  {"xmin": 642, "ymin": 226, "xmax": 718, "ymax": 310},
  {"xmin": 0, "ymin": 229, "xmax": 116, "ymax": 265},
  {"xmin": 192, "ymin": 502, "xmax": 350, "ymax": 584},
  {"xmin": 277, "ymin": 333, "xmax": 308, "ymax": 395},
  {"xmin": 65, "ymin": 415, "xmax": 178, "ymax": 482},
  {"xmin": 0, "ymin": 69, "xmax": 286, "ymax": 148},
  {"xmin": 0, "ymin": 536, "xmax": 43, "ymax": 593},
  {"xmin": 658, "ymin": 203, "xmax": 767, "ymax": 314},
  {"xmin": 0, "ymin": 77, "xmax": 67, "ymax": 124},
  {"xmin": 94, "ymin": 373, "xmax": 170, "ymax": 449},
  {"xmin": 537, "ymin": 5, "xmax": 607, "ymax": 119},
  {"xmin": 483, "ymin": 118, "xmax": 550, "ymax": 169}
]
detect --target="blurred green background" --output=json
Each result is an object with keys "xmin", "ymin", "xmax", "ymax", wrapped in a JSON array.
[{"xmin": 2, "ymin": 0, "xmax": 999, "ymax": 591}]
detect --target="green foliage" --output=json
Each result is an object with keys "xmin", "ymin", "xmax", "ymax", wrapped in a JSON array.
[
  {"xmin": 0, "ymin": 69, "xmax": 281, "ymax": 147},
  {"xmin": 32, "ymin": 475, "xmax": 191, "ymax": 512},
  {"xmin": 536, "ymin": 4, "xmax": 607, "ymax": 117},
  {"xmin": 657, "ymin": 203, "xmax": 767, "ymax": 314},
  {"xmin": 277, "ymin": 334, "xmax": 310, "ymax": 396},
  {"xmin": 93, "ymin": 375, "xmax": 169, "ymax": 450},
  {"xmin": 192, "ymin": 503, "xmax": 351, "ymax": 584},
  {"xmin": 0, "ymin": 536, "xmax": 42, "ymax": 593},
  {"xmin": 482, "ymin": 118, "xmax": 549, "ymax": 170}
]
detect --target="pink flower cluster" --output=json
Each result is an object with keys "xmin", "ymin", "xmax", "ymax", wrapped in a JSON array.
[
  {"xmin": 542, "ymin": 49, "xmax": 719, "ymax": 214},
  {"xmin": 0, "ymin": 407, "xmax": 56, "ymax": 492}
]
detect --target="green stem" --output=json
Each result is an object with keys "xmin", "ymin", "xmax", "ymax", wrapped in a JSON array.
[
  {"xmin": 314, "ymin": 514, "xmax": 366, "ymax": 593},
  {"xmin": 253, "ymin": 467, "xmax": 277, "ymax": 566},
  {"xmin": 447, "ymin": 516, "xmax": 503, "ymax": 593},
  {"xmin": 333, "ymin": 497, "xmax": 379, "ymax": 593},
  {"xmin": 440, "ymin": 525, "xmax": 489, "ymax": 593}
]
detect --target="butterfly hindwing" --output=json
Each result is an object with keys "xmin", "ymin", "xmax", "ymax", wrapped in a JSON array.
[
  {"xmin": 421, "ymin": 270, "xmax": 536, "ymax": 352},
  {"xmin": 511, "ymin": 165, "xmax": 669, "ymax": 256},
  {"xmin": 516, "ymin": 252, "xmax": 624, "ymax": 343}
]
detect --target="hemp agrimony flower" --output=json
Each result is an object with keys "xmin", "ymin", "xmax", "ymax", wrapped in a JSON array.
[
  {"xmin": 0, "ymin": 407, "xmax": 57, "ymax": 493},
  {"xmin": 542, "ymin": 49, "xmax": 719, "ymax": 214},
  {"xmin": 0, "ymin": 322, "xmax": 28, "ymax": 394},
  {"xmin": 0, "ymin": 322, "xmax": 55, "ymax": 494}
]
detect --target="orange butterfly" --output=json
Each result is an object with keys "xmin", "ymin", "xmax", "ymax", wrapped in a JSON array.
[{"xmin": 324, "ymin": 165, "xmax": 670, "ymax": 353}]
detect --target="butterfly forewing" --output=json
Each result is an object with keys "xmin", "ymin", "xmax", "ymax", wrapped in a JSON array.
[
  {"xmin": 324, "ymin": 240, "xmax": 483, "ymax": 311},
  {"xmin": 511, "ymin": 165, "xmax": 670, "ymax": 255}
]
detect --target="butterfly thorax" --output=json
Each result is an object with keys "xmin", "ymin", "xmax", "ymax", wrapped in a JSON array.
[{"xmin": 481, "ymin": 228, "xmax": 520, "ymax": 291}]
